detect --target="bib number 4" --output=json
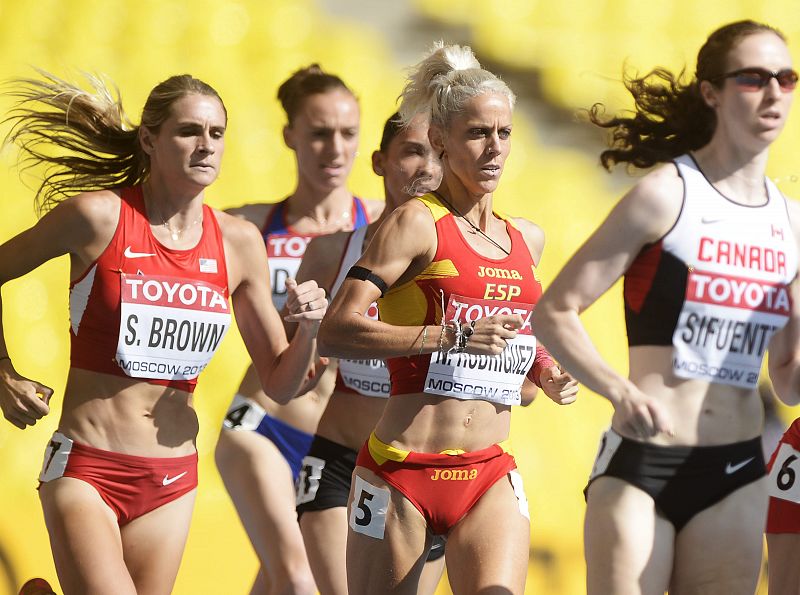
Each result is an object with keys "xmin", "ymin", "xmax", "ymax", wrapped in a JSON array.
[{"xmin": 222, "ymin": 395, "xmax": 264, "ymax": 431}]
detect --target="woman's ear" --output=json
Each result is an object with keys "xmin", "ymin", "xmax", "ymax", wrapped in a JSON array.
[
  {"xmin": 428, "ymin": 123, "xmax": 445, "ymax": 156},
  {"xmin": 283, "ymin": 124, "xmax": 295, "ymax": 150},
  {"xmin": 699, "ymin": 80, "xmax": 719, "ymax": 109},
  {"xmin": 372, "ymin": 150, "xmax": 385, "ymax": 176},
  {"xmin": 139, "ymin": 126, "xmax": 155, "ymax": 156}
]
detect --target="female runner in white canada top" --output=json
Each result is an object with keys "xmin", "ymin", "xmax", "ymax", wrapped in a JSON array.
[
  {"xmin": 318, "ymin": 42, "xmax": 578, "ymax": 595},
  {"xmin": 213, "ymin": 64, "xmax": 382, "ymax": 595},
  {"xmin": 0, "ymin": 72, "xmax": 326, "ymax": 595},
  {"xmin": 532, "ymin": 19, "xmax": 800, "ymax": 595}
]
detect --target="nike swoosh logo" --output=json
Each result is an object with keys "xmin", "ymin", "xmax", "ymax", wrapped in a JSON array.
[
  {"xmin": 124, "ymin": 246, "xmax": 156, "ymax": 259},
  {"xmin": 701, "ymin": 217, "xmax": 724, "ymax": 224},
  {"xmin": 725, "ymin": 457, "xmax": 755, "ymax": 474},
  {"xmin": 162, "ymin": 471, "xmax": 188, "ymax": 486}
]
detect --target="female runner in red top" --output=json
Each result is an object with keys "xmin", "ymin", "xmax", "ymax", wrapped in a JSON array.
[
  {"xmin": 0, "ymin": 71, "xmax": 326, "ymax": 595},
  {"xmin": 318, "ymin": 42, "xmax": 577, "ymax": 594}
]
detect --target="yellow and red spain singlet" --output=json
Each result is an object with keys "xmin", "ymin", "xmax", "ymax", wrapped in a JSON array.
[
  {"xmin": 379, "ymin": 193, "xmax": 543, "ymax": 406},
  {"xmin": 69, "ymin": 186, "xmax": 231, "ymax": 392},
  {"xmin": 624, "ymin": 154, "xmax": 798, "ymax": 388}
]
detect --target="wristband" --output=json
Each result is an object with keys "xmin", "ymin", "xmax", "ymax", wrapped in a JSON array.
[{"xmin": 529, "ymin": 345, "xmax": 556, "ymax": 388}]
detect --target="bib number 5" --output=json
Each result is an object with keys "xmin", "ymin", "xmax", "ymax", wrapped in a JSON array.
[{"xmin": 349, "ymin": 475, "xmax": 390, "ymax": 539}]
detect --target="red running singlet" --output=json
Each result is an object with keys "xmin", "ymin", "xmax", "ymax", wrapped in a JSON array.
[{"xmin": 69, "ymin": 186, "xmax": 231, "ymax": 392}]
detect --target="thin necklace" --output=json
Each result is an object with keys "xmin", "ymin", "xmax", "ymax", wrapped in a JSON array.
[
  {"xmin": 306, "ymin": 203, "xmax": 352, "ymax": 230},
  {"xmin": 148, "ymin": 193, "xmax": 202, "ymax": 241},
  {"xmin": 432, "ymin": 191, "xmax": 510, "ymax": 256}
]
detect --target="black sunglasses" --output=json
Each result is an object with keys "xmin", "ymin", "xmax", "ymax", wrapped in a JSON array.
[{"xmin": 715, "ymin": 67, "xmax": 798, "ymax": 92}]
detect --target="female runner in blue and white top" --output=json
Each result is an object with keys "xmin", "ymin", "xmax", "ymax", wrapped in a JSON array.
[
  {"xmin": 533, "ymin": 20, "xmax": 800, "ymax": 595},
  {"xmin": 213, "ymin": 64, "xmax": 382, "ymax": 595}
]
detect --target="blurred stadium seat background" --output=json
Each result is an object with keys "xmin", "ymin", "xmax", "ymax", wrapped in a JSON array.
[{"xmin": 0, "ymin": 1, "xmax": 798, "ymax": 593}]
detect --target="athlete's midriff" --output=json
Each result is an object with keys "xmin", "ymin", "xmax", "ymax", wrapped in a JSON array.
[
  {"xmin": 58, "ymin": 368, "xmax": 199, "ymax": 458},
  {"xmin": 372, "ymin": 392, "xmax": 512, "ymax": 454},
  {"xmin": 315, "ymin": 389, "xmax": 388, "ymax": 451},
  {"xmin": 625, "ymin": 345, "xmax": 764, "ymax": 447}
]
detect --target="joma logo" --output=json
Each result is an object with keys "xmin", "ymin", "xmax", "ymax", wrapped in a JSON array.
[
  {"xmin": 477, "ymin": 266, "xmax": 522, "ymax": 280},
  {"xmin": 430, "ymin": 468, "xmax": 478, "ymax": 481}
]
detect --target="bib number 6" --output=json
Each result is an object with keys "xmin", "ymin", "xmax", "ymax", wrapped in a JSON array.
[{"xmin": 769, "ymin": 444, "xmax": 800, "ymax": 503}]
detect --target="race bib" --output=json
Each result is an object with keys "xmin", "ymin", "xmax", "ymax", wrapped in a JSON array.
[
  {"xmin": 339, "ymin": 359, "xmax": 391, "ymax": 398},
  {"xmin": 222, "ymin": 394, "xmax": 266, "ymax": 431},
  {"xmin": 768, "ymin": 443, "xmax": 800, "ymax": 503},
  {"xmin": 349, "ymin": 474, "xmax": 390, "ymax": 539},
  {"xmin": 424, "ymin": 294, "xmax": 536, "ymax": 405},
  {"xmin": 672, "ymin": 269, "xmax": 790, "ymax": 388},
  {"xmin": 116, "ymin": 273, "xmax": 231, "ymax": 381},
  {"xmin": 39, "ymin": 432, "xmax": 73, "ymax": 483},
  {"xmin": 266, "ymin": 233, "xmax": 312, "ymax": 310},
  {"xmin": 588, "ymin": 428, "xmax": 623, "ymax": 481},
  {"xmin": 296, "ymin": 455, "xmax": 326, "ymax": 505}
]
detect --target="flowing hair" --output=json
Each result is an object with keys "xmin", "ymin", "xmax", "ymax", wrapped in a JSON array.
[
  {"xmin": 3, "ymin": 70, "xmax": 225, "ymax": 214},
  {"xmin": 589, "ymin": 20, "xmax": 786, "ymax": 170}
]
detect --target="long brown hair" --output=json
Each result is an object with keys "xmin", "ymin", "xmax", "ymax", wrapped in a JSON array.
[
  {"xmin": 3, "ymin": 70, "xmax": 225, "ymax": 214},
  {"xmin": 589, "ymin": 20, "xmax": 786, "ymax": 170}
]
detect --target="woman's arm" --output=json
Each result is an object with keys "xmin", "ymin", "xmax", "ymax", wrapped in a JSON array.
[
  {"xmin": 282, "ymin": 230, "xmax": 347, "ymax": 342},
  {"xmin": 318, "ymin": 200, "xmax": 523, "ymax": 360},
  {"xmin": 277, "ymin": 231, "xmax": 350, "ymax": 392},
  {"xmin": 513, "ymin": 216, "xmax": 580, "ymax": 405},
  {"xmin": 532, "ymin": 166, "xmax": 683, "ymax": 437},
  {"xmin": 221, "ymin": 212, "xmax": 326, "ymax": 404},
  {"xmin": 767, "ymin": 199, "xmax": 800, "ymax": 405},
  {"xmin": 0, "ymin": 191, "xmax": 119, "ymax": 428}
]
